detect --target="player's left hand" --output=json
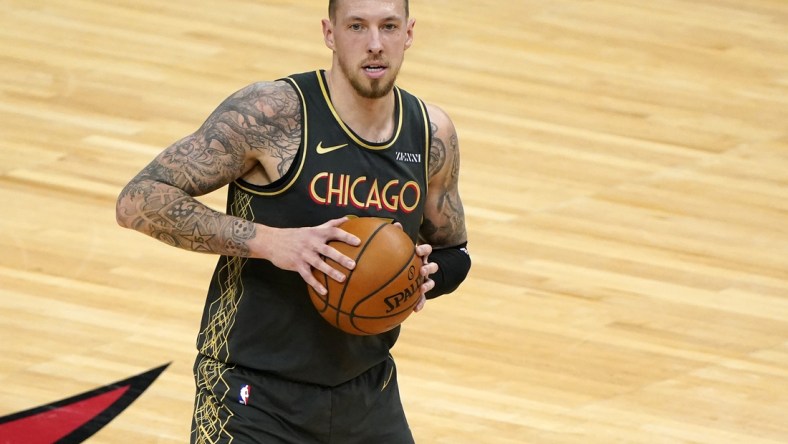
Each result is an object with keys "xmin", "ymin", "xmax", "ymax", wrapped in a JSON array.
[
  {"xmin": 414, "ymin": 243, "xmax": 437, "ymax": 312},
  {"xmin": 391, "ymin": 222, "xmax": 436, "ymax": 312}
]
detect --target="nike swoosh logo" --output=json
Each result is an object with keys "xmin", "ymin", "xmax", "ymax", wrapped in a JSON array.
[{"xmin": 316, "ymin": 142, "xmax": 349, "ymax": 154}]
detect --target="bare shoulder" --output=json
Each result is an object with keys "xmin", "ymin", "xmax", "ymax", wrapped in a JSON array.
[
  {"xmin": 214, "ymin": 80, "xmax": 302, "ymax": 162},
  {"xmin": 424, "ymin": 103, "xmax": 457, "ymax": 179},
  {"xmin": 425, "ymin": 102, "xmax": 453, "ymax": 128},
  {"xmin": 222, "ymin": 80, "xmax": 301, "ymax": 122}
]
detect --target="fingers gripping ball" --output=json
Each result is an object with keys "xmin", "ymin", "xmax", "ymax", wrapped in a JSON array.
[{"xmin": 308, "ymin": 217, "xmax": 424, "ymax": 336}]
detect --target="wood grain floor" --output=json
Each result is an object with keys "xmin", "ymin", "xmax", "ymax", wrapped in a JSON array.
[{"xmin": 2, "ymin": 0, "xmax": 788, "ymax": 442}]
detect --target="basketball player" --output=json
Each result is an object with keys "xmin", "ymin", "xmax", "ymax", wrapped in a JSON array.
[{"xmin": 116, "ymin": 0, "xmax": 471, "ymax": 442}]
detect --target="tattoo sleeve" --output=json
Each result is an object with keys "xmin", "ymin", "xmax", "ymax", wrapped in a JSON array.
[
  {"xmin": 422, "ymin": 119, "xmax": 467, "ymax": 247},
  {"xmin": 116, "ymin": 81, "xmax": 301, "ymax": 256}
]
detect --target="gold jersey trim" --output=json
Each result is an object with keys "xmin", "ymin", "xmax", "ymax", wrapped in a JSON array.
[{"xmin": 416, "ymin": 97, "xmax": 431, "ymax": 195}]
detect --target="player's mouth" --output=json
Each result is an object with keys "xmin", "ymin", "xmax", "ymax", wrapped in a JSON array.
[{"xmin": 363, "ymin": 63, "xmax": 388, "ymax": 79}]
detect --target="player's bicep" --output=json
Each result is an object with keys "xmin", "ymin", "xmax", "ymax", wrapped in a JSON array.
[
  {"xmin": 420, "ymin": 106, "xmax": 467, "ymax": 247},
  {"xmin": 141, "ymin": 129, "xmax": 248, "ymax": 197}
]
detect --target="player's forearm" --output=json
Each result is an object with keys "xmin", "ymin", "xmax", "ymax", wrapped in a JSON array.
[{"xmin": 116, "ymin": 179, "xmax": 256, "ymax": 257}]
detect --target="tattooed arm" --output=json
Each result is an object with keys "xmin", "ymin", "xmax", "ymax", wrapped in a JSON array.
[
  {"xmin": 411, "ymin": 104, "xmax": 470, "ymax": 308},
  {"xmin": 116, "ymin": 81, "xmax": 358, "ymax": 294},
  {"xmin": 421, "ymin": 104, "xmax": 468, "ymax": 248},
  {"xmin": 116, "ymin": 81, "xmax": 295, "ymax": 255}
]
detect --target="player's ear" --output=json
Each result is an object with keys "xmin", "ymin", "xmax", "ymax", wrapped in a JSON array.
[
  {"xmin": 322, "ymin": 18, "xmax": 336, "ymax": 50},
  {"xmin": 404, "ymin": 18, "xmax": 415, "ymax": 50}
]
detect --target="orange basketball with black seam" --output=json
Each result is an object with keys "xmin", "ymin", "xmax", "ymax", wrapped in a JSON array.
[{"xmin": 307, "ymin": 217, "xmax": 424, "ymax": 335}]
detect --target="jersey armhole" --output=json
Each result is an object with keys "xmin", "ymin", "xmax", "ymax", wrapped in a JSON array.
[{"xmin": 234, "ymin": 77, "xmax": 308, "ymax": 197}]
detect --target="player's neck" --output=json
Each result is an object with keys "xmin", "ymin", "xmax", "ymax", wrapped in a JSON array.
[{"xmin": 325, "ymin": 69, "xmax": 396, "ymax": 143}]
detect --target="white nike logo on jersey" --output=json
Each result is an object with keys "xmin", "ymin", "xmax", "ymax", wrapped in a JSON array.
[{"xmin": 316, "ymin": 142, "xmax": 349, "ymax": 154}]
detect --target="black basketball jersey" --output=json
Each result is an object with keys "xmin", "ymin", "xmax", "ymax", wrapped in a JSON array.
[{"xmin": 195, "ymin": 70, "xmax": 431, "ymax": 386}]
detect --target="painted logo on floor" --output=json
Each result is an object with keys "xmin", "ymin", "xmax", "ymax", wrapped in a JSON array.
[{"xmin": 0, "ymin": 364, "xmax": 169, "ymax": 443}]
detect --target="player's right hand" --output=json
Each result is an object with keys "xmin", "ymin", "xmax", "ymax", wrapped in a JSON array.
[{"xmin": 254, "ymin": 217, "xmax": 360, "ymax": 295}]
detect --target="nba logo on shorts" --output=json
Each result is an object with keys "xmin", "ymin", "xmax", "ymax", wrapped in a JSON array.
[{"xmin": 239, "ymin": 384, "xmax": 251, "ymax": 405}]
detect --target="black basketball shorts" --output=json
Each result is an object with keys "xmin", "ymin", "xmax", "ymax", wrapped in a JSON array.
[{"xmin": 190, "ymin": 354, "xmax": 415, "ymax": 444}]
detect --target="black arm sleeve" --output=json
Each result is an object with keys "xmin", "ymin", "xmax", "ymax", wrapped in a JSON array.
[{"xmin": 425, "ymin": 242, "xmax": 471, "ymax": 299}]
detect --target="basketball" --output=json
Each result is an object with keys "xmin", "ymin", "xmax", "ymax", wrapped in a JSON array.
[{"xmin": 307, "ymin": 217, "xmax": 424, "ymax": 336}]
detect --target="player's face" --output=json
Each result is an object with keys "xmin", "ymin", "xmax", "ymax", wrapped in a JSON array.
[{"xmin": 324, "ymin": 0, "xmax": 414, "ymax": 99}]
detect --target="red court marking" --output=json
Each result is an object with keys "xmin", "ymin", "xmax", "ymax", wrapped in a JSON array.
[{"xmin": 0, "ymin": 385, "xmax": 129, "ymax": 444}]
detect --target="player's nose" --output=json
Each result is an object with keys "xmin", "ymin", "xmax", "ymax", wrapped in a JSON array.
[{"xmin": 367, "ymin": 29, "xmax": 383, "ymax": 54}]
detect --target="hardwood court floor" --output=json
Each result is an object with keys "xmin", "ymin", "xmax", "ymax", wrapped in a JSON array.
[{"xmin": 1, "ymin": 1, "xmax": 787, "ymax": 442}]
